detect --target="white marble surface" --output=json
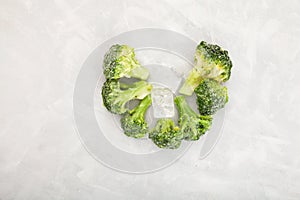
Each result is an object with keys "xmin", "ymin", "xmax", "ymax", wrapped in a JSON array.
[{"xmin": 1, "ymin": 0, "xmax": 300, "ymax": 199}]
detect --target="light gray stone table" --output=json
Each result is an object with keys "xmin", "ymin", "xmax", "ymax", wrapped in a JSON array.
[{"xmin": 1, "ymin": 0, "xmax": 300, "ymax": 199}]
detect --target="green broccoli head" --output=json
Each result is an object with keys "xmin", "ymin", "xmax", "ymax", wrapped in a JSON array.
[
  {"xmin": 179, "ymin": 41, "xmax": 232, "ymax": 95},
  {"xmin": 103, "ymin": 44, "xmax": 149, "ymax": 80},
  {"xmin": 101, "ymin": 79, "xmax": 152, "ymax": 114},
  {"xmin": 120, "ymin": 95, "xmax": 152, "ymax": 138},
  {"xmin": 195, "ymin": 79, "xmax": 228, "ymax": 115},
  {"xmin": 174, "ymin": 95, "xmax": 212, "ymax": 140},
  {"xmin": 149, "ymin": 119, "xmax": 183, "ymax": 149}
]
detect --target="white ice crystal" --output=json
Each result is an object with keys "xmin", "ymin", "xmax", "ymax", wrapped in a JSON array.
[{"xmin": 151, "ymin": 87, "xmax": 175, "ymax": 118}]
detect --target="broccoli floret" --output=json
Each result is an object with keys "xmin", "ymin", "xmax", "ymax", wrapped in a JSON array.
[
  {"xmin": 120, "ymin": 95, "xmax": 152, "ymax": 138},
  {"xmin": 149, "ymin": 119, "xmax": 183, "ymax": 149},
  {"xmin": 195, "ymin": 79, "xmax": 228, "ymax": 115},
  {"xmin": 101, "ymin": 79, "xmax": 152, "ymax": 114},
  {"xmin": 179, "ymin": 41, "xmax": 232, "ymax": 95},
  {"xmin": 103, "ymin": 44, "xmax": 149, "ymax": 80},
  {"xmin": 174, "ymin": 95, "xmax": 212, "ymax": 140}
]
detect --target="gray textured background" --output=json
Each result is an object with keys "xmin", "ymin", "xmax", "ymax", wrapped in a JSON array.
[{"xmin": 1, "ymin": 0, "xmax": 300, "ymax": 199}]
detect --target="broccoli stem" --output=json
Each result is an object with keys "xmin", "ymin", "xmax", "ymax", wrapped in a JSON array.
[
  {"xmin": 179, "ymin": 68, "xmax": 203, "ymax": 96},
  {"xmin": 119, "ymin": 82, "xmax": 131, "ymax": 89},
  {"xmin": 129, "ymin": 95, "xmax": 152, "ymax": 118},
  {"xmin": 129, "ymin": 64, "xmax": 150, "ymax": 80},
  {"xmin": 116, "ymin": 81, "xmax": 152, "ymax": 107},
  {"xmin": 174, "ymin": 96, "xmax": 197, "ymax": 117}
]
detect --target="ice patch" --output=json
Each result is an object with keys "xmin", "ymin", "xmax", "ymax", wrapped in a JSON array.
[{"xmin": 151, "ymin": 87, "xmax": 175, "ymax": 118}]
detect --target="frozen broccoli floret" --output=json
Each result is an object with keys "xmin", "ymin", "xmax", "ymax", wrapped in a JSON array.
[
  {"xmin": 179, "ymin": 41, "xmax": 232, "ymax": 95},
  {"xmin": 195, "ymin": 79, "xmax": 228, "ymax": 115},
  {"xmin": 101, "ymin": 79, "xmax": 152, "ymax": 114},
  {"xmin": 120, "ymin": 95, "xmax": 152, "ymax": 138},
  {"xmin": 174, "ymin": 95, "xmax": 212, "ymax": 140},
  {"xmin": 103, "ymin": 44, "xmax": 149, "ymax": 80},
  {"xmin": 149, "ymin": 119, "xmax": 183, "ymax": 149}
]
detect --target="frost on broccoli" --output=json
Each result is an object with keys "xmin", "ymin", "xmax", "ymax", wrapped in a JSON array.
[
  {"xmin": 195, "ymin": 79, "xmax": 228, "ymax": 115},
  {"xmin": 179, "ymin": 41, "xmax": 232, "ymax": 95},
  {"xmin": 103, "ymin": 44, "xmax": 149, "ymax": 80},
  {"xmin": 174, "ymin": 95, "xmax": 212, "ymax": 141},
  {"xmin": 120, "ymin": 95, "xmax": 152, "ymax": 138},
  {"xmin": 149, "ymin": 119, "xmax": 183, "ymax": 149},
  {"xmin": 101, "ymin": 79, "xmax": 152, "ymax": 114}
]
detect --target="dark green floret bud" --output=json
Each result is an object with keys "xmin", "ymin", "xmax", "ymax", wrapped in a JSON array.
[
  {"xmin": 103, "ymin": 44, "xmax": 149, "ymax": 80},
  {"xmin": 149, "ymin": 119, "xmax": 182, "ymax": 149},
  {"xmin": 179, "ymin": 41, "xmax": 232, "ymax": 95},
  {"xmin": 195, "ymin": 79, "xmax": 228, "ymax": 115},
  {"xmin": 174, "ymin": 95, "xmax": 212, "ymax": 140},
  {"xmin": 121, "ymin": 95, "xmax": 152, "ymax": 138}
]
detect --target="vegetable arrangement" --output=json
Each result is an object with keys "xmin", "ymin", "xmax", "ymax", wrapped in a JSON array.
[{"xmin": 101, "ymin": 42, "xmax": 232, "ymax": 149}]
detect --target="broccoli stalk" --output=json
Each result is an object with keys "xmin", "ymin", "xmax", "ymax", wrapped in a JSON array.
[
  {"xmin": 174, "ymin": 95, "xmax": 212, "ymax": 140},
  {"xmin": 102, "ymin": 79, "xmax": 152, "ymax": 114},
  {"xmin": 195, "ymin": 79, "xmax": 228, "ymax": 115},
  {"xmin": 121, "ymin": 95, "xmax": 152, "ymax": 138},
  {"xmin": 179, "ymin": 41, "xmax": 232, "ymax": 95},
  {"xmin": 103, "ymin": 44, "xmax": 149, "ymax": 80},
  {"xmin": 149, "ymin": 119, "xmax": 183, "ymax": 149},
  {"xmin": 179, "ymin": 68, "xmax": 202, "ymax": 96},
  {"xmin": 129, "ymin": 64, "xmax": 149, "ymax": 80}
]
